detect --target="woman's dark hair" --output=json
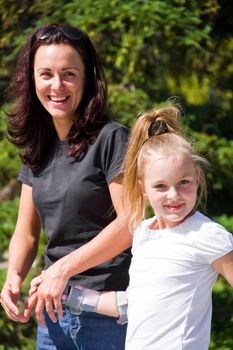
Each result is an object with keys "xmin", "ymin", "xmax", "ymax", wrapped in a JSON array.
[{"xmin": 7, "ymin": 23, "xmax": 109, "ymax": 170}]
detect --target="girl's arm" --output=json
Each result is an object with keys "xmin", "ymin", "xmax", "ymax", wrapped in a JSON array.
[
  {"xmin": 0, "ymin": 184, "xmax": 41, "ymax": 322},
  {"xmin": 212, "ymin": 251, "xmax": 233, "ymax": 286},
  {"xmin": 25, "ymin": 177, "xmax": 132, "ymax": 326},
  {"xmin": 97, "ymin": 290, "xmax": 128, "ymax": 324},
  {"xmin": 97, "ymin": 291, "xmax": 119, "ymax": 317}
]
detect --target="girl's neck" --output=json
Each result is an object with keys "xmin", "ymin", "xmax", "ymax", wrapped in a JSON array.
[{"xmin": 150, "ymin": 209, "xmax": 196, "ymax": 230}]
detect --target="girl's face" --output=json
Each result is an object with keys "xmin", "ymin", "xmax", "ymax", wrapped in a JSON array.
[
  {"xmin": 142, "ymin": 154, "xmax": 199, "ymax": 229},
  {"xmin": 33, "ymin": 44, "xmax": 85, "ymax": 137}
]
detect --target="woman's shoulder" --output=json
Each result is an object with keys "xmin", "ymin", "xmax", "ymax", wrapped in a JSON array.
[
  {"xmin": 95, "ymin": 121, "xmax": 129, "ymax": 150},
  {"xmin": 99, "ymin": 120, "xmax": 129, "ymax": 136}
]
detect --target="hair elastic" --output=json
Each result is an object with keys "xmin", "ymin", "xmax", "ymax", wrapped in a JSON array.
[{"xmin": 148, "ymin": 120, "xmax": 169, "ymax": 138}]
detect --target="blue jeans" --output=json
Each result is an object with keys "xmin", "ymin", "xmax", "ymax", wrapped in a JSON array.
[{"xmin": 36, "ymin": 307, "xmax": 127, "ymax": 350}]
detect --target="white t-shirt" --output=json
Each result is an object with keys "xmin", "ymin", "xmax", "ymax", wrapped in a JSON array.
[{"xmin": 125, "ymin": 211, "xmax": 233, "ymax": 350}]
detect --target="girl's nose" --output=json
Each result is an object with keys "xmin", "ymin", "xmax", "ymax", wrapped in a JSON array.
[{"xmin": 167, "ymin": 186, "xmax": 179, "ymax": 199}]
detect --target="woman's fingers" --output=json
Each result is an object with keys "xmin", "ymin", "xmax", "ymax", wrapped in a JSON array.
[
  {"xmin": 45, "ymin": 298, "xmax": 57, "ymax": 323},
  {"xmin": 0, "ymin": 276, "xmax": 28, "ymax": 322},
  {"xmin": 23, "ymin": 292, "xmax": 37, "ymax": 320},
  {"xmin": 54, "ymin": 297, "xmax": 63, "ymax": 318},
  {"xmin": 29, "ymin": 275, "xmax": 43, "ymax": 296},
  {"xmin": 35, "ymin": 297, "xmax": 46, "ymax": 326}
]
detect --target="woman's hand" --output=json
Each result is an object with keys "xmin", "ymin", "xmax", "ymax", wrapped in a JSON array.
[
  {"xmin": 0, "ymin": 275, "xmax": 28, "ymax": 323},
  {"xmin": 28, "ymin": 274, "xmax": 43, "ymax": 296},
  {"xmin": 25, "ymin": 263, "xmax": 69, "ymax": 326}
]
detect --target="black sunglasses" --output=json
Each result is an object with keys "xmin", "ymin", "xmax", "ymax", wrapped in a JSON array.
[{"xmin": 36, "ymin": 25, "xmax": 83, "ymax": 41}]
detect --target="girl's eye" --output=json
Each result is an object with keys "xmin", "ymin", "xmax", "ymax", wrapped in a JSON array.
[
  {"xmin": 154, "ymin": 184, "xmax": 166, "ymax": 189},
  {"xmin": 179, "ymin": 179, "xmax": 190, "ymax": 185}
]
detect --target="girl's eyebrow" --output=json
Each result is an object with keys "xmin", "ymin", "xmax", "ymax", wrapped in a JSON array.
[
  {"xmin": 179, "ymin": 173, "xmax": 195, "ymax": 178},
  {"xmin": 36, "ymin": 66, "xmax": 80, "ymax": 71}
]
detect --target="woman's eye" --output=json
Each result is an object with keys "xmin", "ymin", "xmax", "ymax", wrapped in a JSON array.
[
  {"xmin": 40, "ymin": 72, "xmax": 51, "ymax": 77},
  {"xmin": 64, "ymin": 71, "xmax": 75, "ymax": 76}
]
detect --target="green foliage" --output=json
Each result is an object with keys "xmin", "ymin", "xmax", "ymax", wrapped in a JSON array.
[
  {"xmin": 0, "ymin": 108, "xmax": 21, "ymax": 186},
  {"xmin": 213, "ymin": 215, "xmax": 233, "ymax": 234},
  {"xmin": 109, "ymin": 85, "xmax": 150, "ymax": 127},
  {"xmin": 0, "ymin": 197, "xmax": 19, "ymax": 256},
  {"xmin": 59, "ymin": 0, "xmax": 217, "ymax": 91},
  {"xmin": 210, "ymin": 277, "xmax": 233, "ymax": 350},
  {"xmin": 0, "ymin": 270, "xmax": 37, "ymax": 349},
  {"xmin": 0, "ymin": 194, "xmax": 46, "ymax": 264},
  {"xmin": 192, "ymin": 131, "xmax": 233, "ymax": 216}
]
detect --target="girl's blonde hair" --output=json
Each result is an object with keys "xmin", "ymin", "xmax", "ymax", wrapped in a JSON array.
[{"xmin": 123, "ymin": 105, "xmax": 208, "ymax": 232}]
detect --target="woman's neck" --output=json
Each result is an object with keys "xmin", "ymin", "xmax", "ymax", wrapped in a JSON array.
[{"xmin": 53, "ymin": 119, "xmax": 73, "ymax": 141}]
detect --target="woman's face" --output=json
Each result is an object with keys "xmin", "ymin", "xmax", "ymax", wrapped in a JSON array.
[{"xmin": 33, "ymin": 43, "xmax": 85, "ymax": 134}]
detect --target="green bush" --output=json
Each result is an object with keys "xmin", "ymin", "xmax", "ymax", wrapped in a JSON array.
[
  {"xmin": 213, "ymin": 215, "xmax": 233, "ymax": 234},
  {"xmin": 0, "ymin": 108, "xmax": 21, "ymax": 187},
  {"xmin": 210, "ymin": 277, "xmax": 233, "ymax": 350},
  {"xmin": 0, "ymin": 197, "xmax": 19, "ymax": 257},
  {"xmin": 0, "ymin": 269, "xmax": 37, "ymax": 349}
]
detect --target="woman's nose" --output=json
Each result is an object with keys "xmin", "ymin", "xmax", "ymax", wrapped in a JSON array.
[{"xmin": 51, "ymin": 75, "xmax": 63, "ymax": 89}]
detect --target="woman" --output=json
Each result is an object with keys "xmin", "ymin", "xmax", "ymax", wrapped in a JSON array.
[{"xmin": 0, "ymin": 23, "xmax": 132, "ymax": 350}]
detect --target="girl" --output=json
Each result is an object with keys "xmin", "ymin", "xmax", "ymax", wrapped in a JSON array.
[
  {"xmin": 122, "ymin": 105, "xmax": 233, "ymax": 349},
  {"xmin": 61, "ymin": 105, "xmax": 233, "ymax": 349}
]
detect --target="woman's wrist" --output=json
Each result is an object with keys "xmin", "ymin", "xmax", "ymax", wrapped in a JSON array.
[{"xmin": 57, "ymin": 254, "xmax": 77, "ymax": 280}]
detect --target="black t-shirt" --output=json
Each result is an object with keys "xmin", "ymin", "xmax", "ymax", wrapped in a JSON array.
[{"xmin": 18, "ymin": 121, "xmax": 131, "ymax": 291}]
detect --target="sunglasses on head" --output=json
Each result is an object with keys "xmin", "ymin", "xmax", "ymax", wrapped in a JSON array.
[{"xmin": 36, "ymin": 25, "xmax": 83, "ymax": 41}]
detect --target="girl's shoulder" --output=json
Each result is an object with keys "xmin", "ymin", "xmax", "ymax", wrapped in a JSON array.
[
  {"xmin": 192, "ymin": 211, "xmax": 231, "ymax": 235},
  {"xmin": 132, "ymin": 217, "xmax": 156, "ymax": 245},
  {"xmin": 190, "ymin": 212, "xmax": 233, "ymax": 262}
]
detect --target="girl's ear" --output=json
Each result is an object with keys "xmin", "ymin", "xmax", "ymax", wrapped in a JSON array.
[
  {"xmin": 195, "ymin": 169, "xmax": 201, "ymax": 188},
  {"xmin": 138, "ymin": 180, "xmax": 147, "ymax": 197}
]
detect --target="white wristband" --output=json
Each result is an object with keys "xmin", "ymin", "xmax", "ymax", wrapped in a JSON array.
[
  {"xmin": 116, "ymin": 291, "xmax": 128, "ymax": 325},
  {"xmin": 65, "ymin": 285, "xmax": 100, "ymax": 314}
]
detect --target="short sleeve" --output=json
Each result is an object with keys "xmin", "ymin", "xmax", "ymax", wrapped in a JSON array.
[
  {"xmin": 195, "ymin": 223, "xmax": 233, "ymax": 264},
  {"xmin": 18, "ymin": 164, "xmax": 32, "ymax": 186},
  {"xmin": 101, "ymin": 124, "xmax": 129, "ymax": 183}
]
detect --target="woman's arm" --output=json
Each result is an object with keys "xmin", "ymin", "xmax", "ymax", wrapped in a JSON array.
[
  {"xmin": 0, "ymin": 184, "xmax": 41, "ymax": 322},
  {"xmin": 26, "ymin": 177, "xmax": 132, "ymax": 325},
  {"xmin": 212, "ymin": 251, "xmax": 233, "ymax": 286}
]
